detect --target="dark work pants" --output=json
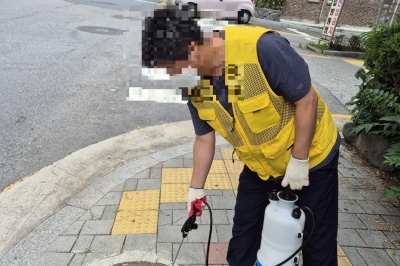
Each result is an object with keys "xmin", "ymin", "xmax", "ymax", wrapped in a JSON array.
[{"xmin": 226, "ymin": 151, "xmax": 339, "ymax": 266}]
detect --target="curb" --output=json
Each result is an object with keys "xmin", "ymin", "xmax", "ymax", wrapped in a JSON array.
[{"xmin": 306, "ymin": 44, "xmax": 365, "ymax": 59}]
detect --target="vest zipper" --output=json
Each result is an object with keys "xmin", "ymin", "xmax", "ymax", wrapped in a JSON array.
[
  {"xmin": 231, "ymin": 116, "xmax": 235, "ymax": 132},
  {"xmin": 232, "ymin": 149, "xmax": 235, "ymax": 163}
]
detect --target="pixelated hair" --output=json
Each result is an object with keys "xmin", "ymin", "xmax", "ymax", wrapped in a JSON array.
[{"xmin": 142, "ymin": 4, "xmax": 204, "ymax": 68}]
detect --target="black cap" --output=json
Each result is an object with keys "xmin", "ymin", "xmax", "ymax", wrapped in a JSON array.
[{"xmin": 291, "ymin": 207, "xmax": 302, "ymax": 219}]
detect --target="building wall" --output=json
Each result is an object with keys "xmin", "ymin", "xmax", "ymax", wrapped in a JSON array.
[{"xmin": 281, "ymin": 0, "xmax": 382, "ymax": 26}]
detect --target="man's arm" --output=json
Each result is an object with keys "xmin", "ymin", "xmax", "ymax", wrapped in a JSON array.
[
  {"xmin": 190, "ymin": 130, "xmax": 216, "ymax": 188},
  {"xmin": 292, "ymin": 86, "xmax": 318, "ymax": 160}
]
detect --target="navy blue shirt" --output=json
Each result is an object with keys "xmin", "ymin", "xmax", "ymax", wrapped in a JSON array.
[{"xmin": 187, "ymin": 31, "xmax": 341, "ymax": 170}]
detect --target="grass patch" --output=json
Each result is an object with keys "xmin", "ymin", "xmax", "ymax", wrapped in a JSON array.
[{"xmin": 308, "ymin": 42, "xmax": 328, "ymax": 50}]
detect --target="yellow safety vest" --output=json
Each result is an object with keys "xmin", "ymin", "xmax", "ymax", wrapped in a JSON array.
[{"xmin": 190, "ymin": 25, "xmax": 338, "ymax": 180}]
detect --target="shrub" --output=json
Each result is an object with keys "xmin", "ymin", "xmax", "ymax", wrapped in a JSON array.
[{"xmin": 255, "ymin": 0, "xmax": 286, "ymax": 10}]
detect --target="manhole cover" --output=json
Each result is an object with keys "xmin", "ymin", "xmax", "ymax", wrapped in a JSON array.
[
  {"xmin": 113, "ymin": 262, "xmax": 167, "ymax": 266},
  {"xmin": 76, "ymin": 26, "xmax": 125, "ymax": 35}
]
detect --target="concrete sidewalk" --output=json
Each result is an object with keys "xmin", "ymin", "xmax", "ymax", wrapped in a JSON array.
[{"xmin": 0, "ymin": 117, "xmax": 399, "ymax": 266}]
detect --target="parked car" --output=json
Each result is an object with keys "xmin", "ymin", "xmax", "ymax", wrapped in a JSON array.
[{"xmin": 175, "ymin": 0, "xmax": 255, "ymax": 24}]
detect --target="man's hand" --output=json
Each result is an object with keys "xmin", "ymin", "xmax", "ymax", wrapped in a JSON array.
[
  {"xmin": 281, "ymin": 155, "xmax": 310, "ymax": 190},
  {"xmin": 187, "ymin": 187, "xmax": 206, "ymax": 216}
]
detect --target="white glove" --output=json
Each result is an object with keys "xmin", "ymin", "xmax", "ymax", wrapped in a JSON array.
[
  {"xmin": 187, "ymin": 187, "xmax": 206, "ymax": 216},
  {"xmin": 281, "ymin": 155, "xmax": 310, "ymax": 190}
]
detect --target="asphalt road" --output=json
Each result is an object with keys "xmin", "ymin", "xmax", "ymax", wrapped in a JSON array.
[{"xmin": 0, "ymin": 0, "xmax": 361, "ymax": 190}]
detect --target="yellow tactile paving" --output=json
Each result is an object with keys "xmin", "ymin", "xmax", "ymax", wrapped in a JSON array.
[
  {"xmin": 119, "ymin": 190, "xmax": 160, "ymax": 211},
  {"xmin": 209, "ymin": 160, "xmax": 228, "ymax": 173},
  {"xmin": 229, "ymin": 174, "xmax": 239, "ymax": 191},
  {"xmin": 160, "ymin": 183, "xmax": 188, "ymax": 203},
  {"xmin": 224, "ymin": 160, "xmax": 244, "ymax": 174},
  {"xmin": 161, "ymin": 168, "xmax": 192, "ymax": 184},
  {"xmin": 112, "ymin": 210, "xmax": 158, "ymax": 234},
  {"xmin": 344, "ymin": 59, "xmax": 364, "ymax": 67},
  {"xmin": 204, "ymin": 174, "xmax": 232, "ymax": 190},
  {"xmin": 220, "ymin": 148, "xmax": 239, "ymax": 161},
  {"xmin": 338, "ymin": 256, "xmax": 352, "ymax": 266},
  {"xmin": 337, "ymin": 244, "xmax": 346, "ymax": 256}
]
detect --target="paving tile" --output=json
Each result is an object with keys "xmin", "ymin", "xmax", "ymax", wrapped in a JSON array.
[
  {"xmin": 45, "ymin": 235, "xmax": 77, "ymax": 252},
  {"xmin": 357, "ymin": 229, "xmax": 395, "ymax": 248},
  {"xmin": 357, "ymin": 201, "xmax": 391, "ymax": 215},
  {"xmin": 358, "ymin": 189, "xmax": 389, "ymax": 202},
  {"xmin": 157, "ymin": 242, "xmax": 172, "ymax": 262},
  {"xmin": 123, "ymin": 178, "xmax": 138, "ymax": 191},
  {"xmin": 386, "ymin": 249, "xmax": 400, "ymax": 265},
  {"xmin": 80, "ymin": 220, "xmax": 114, "ymax": 235},
  {"xmin": 205, "ymin": 190, "xmax": 223, "ymax": 196},
  {"xmin": 172, "ymin": 243, "xmax": 205, "ymax": 265},
  {"xmin": 339, "ymin": 177, "xmax": 363, "ymax": 188},
  {"xmin": 339, "ymin": 213, "xmax": 366, "ymax": 229},
  {"xmin": 383, "ymin": 231, "xmax": 400, "ymax": 249},
  {"xmin": 381, "ymin": 215, "xmax": 400, "ymax": 231},
  {"xmin": 200, "ymin": 210, "xmax": 230, "ymax": 225},
  {"xmin": 356, "ymin": 247, "xmax": 396, "ymax": 266},
  {"xmin": 158, "ymin": 225, "xmax": 186, "ymax": 242},
  {"xmin": 94, "ymin": 191, "xmax": 122, "ymax": 206},
  {"xmin": 150, "ymin": 167, "xmax": 162, "ymax": 179},
  {"xmin": 159, "ymin": 203, "xmax": 186, "ymax": 210},
  {"xmin": 111, "ymin": 181, "xmax": 125, "ymax": 191},
  {"xmin": 339, "ymin": 188, "xmax": 365, "ymax": 200},
  {"xmin": 226, "ymin": 210, "xmax": 234, "ymax": 225},
  {"xmin": 78, "ymin": 206, "xmax": 105, "ymax": 221},
  {"xmin": 101, "ymin": 205, "xmax": 119, "ymax": 220},
  {"xmin": 203, "ymin": 243, "xmax": 229, "ymax": 265},
  {"xmin": 183, "ymin": 158, "xmax": 193, "ymax": 168},
  {"xmin": 210, "ymin": 195, "xmax": 236, "ymax": 210},
  {"xmin": 136, "ymin": 178, "xmax": 160, "ymax": 190},
  {"xmin": 71, "ymin": 235, "xmax": 94, "ymax": 253},
  {"xmin": 61, "ymin": 220, "xmax": 86, "ymax": 235},
  {"xmin": 357, "ymin": 179, "xmax": 382, "ymax": 190},
  {"xmin": 163, "ymin": 158, "xmax": 184, "ymax": 167},
  {"xmin": 172, "ymin": 209, "xmax": 188, "ymax": 226},
  {"xmin": 338, "ymin": 200, "xmax": 365, "ymax": 213},
  {"xmin": 29, "ymin": 252, "xmax": 74, "ymax": 266},
  {"xmin": 214, "ymin": 151, "xmax": 223, "ymax": 160},
  {"xmin": 337, "ymin": 229, "xmax": 367, "ymax": 247},
  {"xmin": 83, "ymin": 252, "xmax": 115, "ymax": 265},
  {"xmin": 339, "ymin": 168, "xmax": 363, "ymax": 178},
  {"xmin": 90, "ymin": 235, "xmax": 125, "ymax": 253},
  {"xmin": 158, "ymin": 209, "xmax": 173, "ymax": 226},
  {"xmin": 133, "ymin": 169, "xmax": 150, "ymax": 179},
  {"xmin": 183, "ymin": 152, "xmax": 193, "ymax": 159},
  {"xmin": 338, "ymin": 158, "xmax": 356, "ymax": 169},
  {"xmin": 124, "ymin": 234, "xmax": 156, "ymax": 252},
  {"xmin": 215, "ymin": 225, "xmax": 233, "ymax": 242},
  {"xmin": 337, "ymin": 256, "xmax": 352, "ymax": 266},
  {"xmin": 222, "ymin": 190, "xmax": 235, "ymax": 196},
  {"xmin": 341, "ymin": 246, "xmax": 367, "ymax": 266},
  {"xmin": 357, "ymin": 214, "xmax": 386, "ymax": 230},
  {"xmin": 68, "ymin": 254, "xmax": 86, "ymax": 266},
  {"xmin": 187, "ymin": 224, "xmax": 218, "ymax": 243},
  {"xmin": 381, "ymin": 202, "xmax": 400, "ymax": 215}
]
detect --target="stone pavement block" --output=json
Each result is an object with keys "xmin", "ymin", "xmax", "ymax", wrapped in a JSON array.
[
  {"xmin": 157, "ymin": 242, "xmax": 172, "ymax": 262},
  {"xmin": 183, "ymin": 152, "xmax": 193, "ymax": 159},
  {"xmin": 187, "ymin": 224, "xmax": 218, "ymax": 243},
  {"xmin": 338, "ymin": 168, "xmax": 363, "ymax": 178},
  {"xmin": 172, "ymin": 209, "xmax": 188, "ymax": 226},
  {"xmin": 160, "ymin": 203, "xmax": 186, "ymax": 210},
  {"xmin": 358, "ymin": 189, "xmax": 389, "ymax": 202},
  {"xmin": 72, "ymin": 235, "xmax": 94, "ymax": 253},
  {"xmin": 381, "ymin": 202, "xmax": 400, "ymax": 215},
  {"xmin": 68, "ymin": 254, "xmax": 86, "ymax": 266},
  {"xmin": 357, "ymin": 178, "xmax": 381, "ymax": 190},
  {"xmin": 184, "ymin": 158, "xmax": 193, "ymax": 168},
  {"xmin": 386, "ymin": 249, "xmax": 400, "ymax": 265},
  {"xmin": 83, "ymin": 252, "xmax": 114, "ymax": 265},
  {"xmin": 357, "ymin": 229, "xmax": 395, "ymax": 248},
  {"xmin": 204, "ymin": 243, "xmax": 229, "ymax": 265},
  {"xmin": 158, "ymin": 225, "xmax": 185, "ymax": 242},
  {"xmin": 136, "ymin": 178, "xmax": 160, "ymax": 190},
  {"xmin": 339, "ymin": 188, "xmax": 365, "ymax": 200},
  {"xmin": 356, "ymin": 248, "xmax": 396, "ymax": 266},
  {"xmin": 226, "ymin": 210, "xmax": 234, "ymax": 225},
  {"xmin": 124, "ymin": 178, "xmax": 138, "ymax": 191},
  {"xmin": 205, "ymin": 190, "xmax": 223, "ymax": 196},
  {"xmin": 173, "ymin": 243, "xmax": 205, "ymax": 265},
  {"xmin": 101, "ymin": 205, "xmax": 119, "ymax": 220},
  {"xmin": 222, "ymin": 190, "xmax": 234, "ymax": 196},
  {"xmin": 44, "ymin": 235, "xmax": 77, "ymax": 252},
  {"xmin": 111, "ymin": 182, "xmax": 125, "ymax": 192},
  {"xmin": 357, "ymin": 201, "xmax": 390, "ymax": 215},
  {"xmin": 357, "ymin": 214, "xmax": 386, "ymax": 230},
  {"xmin": 339, "ymin": 200, "xmax": 365, "ymax": 213},
  {"xmin": 339, "ymin": 177, "xmax": 363, "ymax": 188},
  {"xmin": 79, "ymin": 206, "xmax": 105, "ymax": 221},
  {"xmin": 61, "ymin": 220, "xmax": 86, "ymax": 235},
  {"xmin": 90, "ymin": 235, "xmax": 125, "ymax": 253},
  {"xmin": 200, "ymin": 210, "xmax": 230, "ymax": 225},
  {"xmin": 210, "ymin": 195, "xmax": 236, "ymax": 210},
  {"xmin": 150, "ymin": 167, "xmax": 162, "ymax": 179},
  {"xmin": 159, "ymin": 209, "xmax": 172, "ymax": 226},
  {"xmin": 151, "ymin": 163, "xmax": 163, "ymax": 168},
  {"xmin": 341, "ymin": 246, "xmax": 366, "ymax": 266},
  {"xmin": 214, "ymin": 151, "xmax": 223, "ymax": 160},
  {"xmin": 338, "ymin": 158, "xmax": 355, "ymax": 169},
  {"xmin": 216, "ymin": 225, "xmax": 232, "ymax": 242},
  {"xmin": 381, "ymin": 215, "xmax": 400, "ymax": 230},
  {"xmin": 133, "ymin": 169, "xmax": 150, "ymax": 179},
  {"xmin": 80, "ymin": 220, "xmax": 114, "ymax": 235},
  {"xmin": 28, "ymin": 252, "xmax": 74, "ymax": 266},
  {"xmin": 163, "ymin": 158, "xmax": 183, "ymax": 167},
  {"xmin": 338, "ymin": 229, "xmax": 367, "ymax": 247},
  {"xmin": 94, "ymin": 191, "xmax": 122, "ymax": 206},
  {"xmin": 124, "ymin": 234, "xmax": 156, "ymax": 252},
  {"xmin": 339, "ymin": 213, "xmax": 366, "ymax": 229},
  {"xmin": 383, "ymin": 231, "xmax": 400, "ymax": 249}
]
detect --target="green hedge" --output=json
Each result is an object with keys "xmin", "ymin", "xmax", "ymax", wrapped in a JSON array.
[{"xmin": 255, "ymin": 0, "xmax": 286, "ymax": 10}]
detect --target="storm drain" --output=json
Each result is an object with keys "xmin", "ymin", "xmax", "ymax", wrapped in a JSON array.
[{"xmin": 76, "ymin": 26, "xmax": 125, "ymax": 35}]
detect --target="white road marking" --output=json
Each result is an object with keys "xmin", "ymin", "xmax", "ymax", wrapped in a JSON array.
[
  {"xmin": 132, "ymin": 0, "xmax": 158, "ymax": 4},
  {"xmin": 287, "ymin": 28, "xmax": 312, "ymax": 37}
]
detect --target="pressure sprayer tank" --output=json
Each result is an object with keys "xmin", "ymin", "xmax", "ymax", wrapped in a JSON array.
[{"xmin": 256, "ymin": 190, "xmax": 305, "ymax": 266}]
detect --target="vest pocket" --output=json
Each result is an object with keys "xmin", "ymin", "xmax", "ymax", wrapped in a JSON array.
[
  {"xmin": 197, "ymin": 109, "xmax": 227, "ymax": 137},
  {"xmin": 237, "ymin": 93, "xmax": 280, "ymax": 133}
]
